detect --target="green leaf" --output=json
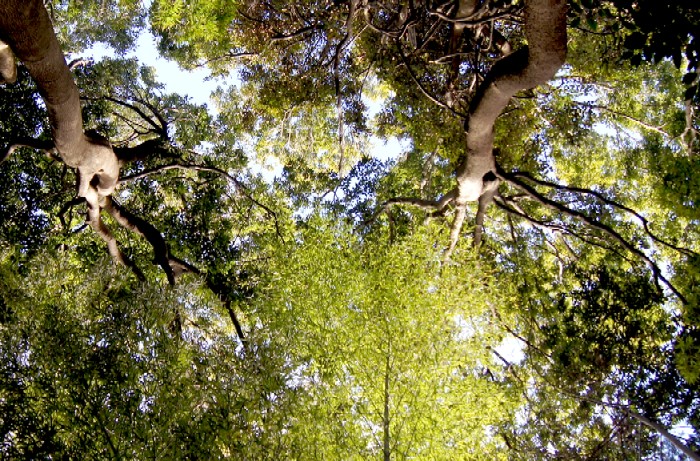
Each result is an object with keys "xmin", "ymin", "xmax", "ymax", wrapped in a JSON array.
[{"xmin": 586, "ymin": 17, "xmax": 598, "ymax": 32}]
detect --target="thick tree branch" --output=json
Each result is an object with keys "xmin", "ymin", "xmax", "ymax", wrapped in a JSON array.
[
  {"xmin": 473, "ymin": 180, "xmax": 499, "ymax": 247},
  {"xmin": 626, "ymin": 410, "xmax": 700, "ymax": 461},
  {"xmin": 682, "ymin": 100, "xmax": 697, "ymax": 157},
  {"xmin": 455, "ymin": 0, "xmax": 567, "ymax": 203},
  {"xmin": 364, "ymin": 191, "xmax": 456, "ymax": 229},
  {"xmin": 444, "ymin": 205, "xmax": 468, "ymax": 259},
  {"xmin": 384, "ymin": 0, "xmax": 567, "ymax": 254},
  {"xmin": 0, "ymin": 40, "xmax": 17, "ymax": 84},
  {"xmin": 103, "ymin": 197, "xmax": 179, "ymax": 285}
]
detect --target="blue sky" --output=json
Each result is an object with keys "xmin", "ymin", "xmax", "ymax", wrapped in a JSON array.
[{"xmin": 86, "ymin": 31, "xmax": 223, "ymax": 106}]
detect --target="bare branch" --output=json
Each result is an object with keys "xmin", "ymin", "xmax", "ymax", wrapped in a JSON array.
[
  {"xmin": 269, "ymin": 24, "xmax": 324, "ymax": 43},
  {"xmin": 82, "ymin": 95, "xmax": 166, "ymax": 137},
  {"xmin": 581, "ymin": 102, "xmax": 673, "ymax": 137},
  {"xmin": 502, "ymin": 172, "xmax": 687, "ymax": 304},
  {"xmin": 194, "ymin": 51, "xmax": 258, "ymax": 69},
  {"xmin": 113, "ymin": 138, "xmax": 174, "ymax": 164},
  {"xmin": 85, "ymin": 198, "xmax": 145, "ymax": 281},
  {"xmin": 103, "ymin": 197, "xmax": 178, "ymax": 285},
  {"xmin": 384, "ymin": 190, "xmax": 457, "ymax": 213},
  {"xmin": 557, "ymin": 391, "xmax": 700, "ymax": 461},
  {"xmin": 57, "ymin": 197, "xmax": 85, "ymax": 229},
  {"xmin": 1, "ymin": 137, "xmax": 56, "ymax": 163},
  {"xmin": 119, "ymin": 162, "xmax": 284, "ymax": 240},
  {"xmin": 473, "ymin": 181, "xmax": 499, "ymax": 247},
  {"xmin": 507, "ymin": 169, "xmax": 698, "ymax": 257},
  {"xmin": 444, "ymin": 205, "xmax": 468, "ymax": 261},
  {"xmin": 397, "ymin": 48, "xmax": 469, "ymax": 119},
  {"xmin": 429, "ymin": 10, "xmax": 516, "ymax": 25},
  {"xmin": 333, "ymin": 0, "xmax": 359, "ymax": 176},
  {"xmin": 494, "ymin": 195, "xmax": 638, "ymax": 264}
]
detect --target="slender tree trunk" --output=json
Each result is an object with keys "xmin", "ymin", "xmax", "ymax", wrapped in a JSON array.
[{"xmin": 383, "ymin": 345, "xmax": 391, "ymax": 461}]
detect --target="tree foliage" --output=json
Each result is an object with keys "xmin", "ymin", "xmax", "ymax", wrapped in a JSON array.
[{"xmin": 0, "ymin": 0, "xmax": 699, "ymax": 459}]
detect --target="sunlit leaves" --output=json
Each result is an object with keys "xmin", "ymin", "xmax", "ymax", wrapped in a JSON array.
[
  {"xmin": 245, "ymin": 221, "xmax": 519, "ymax": 458},
  {"xmin": 49, "ymin": 0, "xmax": 145, "ymax": 53}
]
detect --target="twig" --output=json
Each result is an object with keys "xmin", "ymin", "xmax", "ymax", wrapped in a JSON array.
[
  {"xmin": 502, "ymin": 172, "xmax": 687, "ymax": 304},
  {"xmin": 507, "ymin": 169, "xmax": 698, "ymax": 257},
  {"xmin": 1, "ymin": 137, "xmax": 56, "ymax": 163},
  {"xmin": 397, "ymin": 47, "xmax": 469, "ymax": 119},
  {"xmin": 120, "ymin": 163, "xmax": 284, "ymax": 240}
]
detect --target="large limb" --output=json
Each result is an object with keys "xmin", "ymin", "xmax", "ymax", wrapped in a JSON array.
[
  {"xmin": 442, "ymin": 0, "xmax": 566, "ymax": 256},
  {"xmin": 0, "ymin": 0, "xmax": 119, "ymax": 198},
  {"xmin": 455, "ymin": 0, "xmax": 567, "ymax": 203},
  {"xmin": 103, "ymin": 197, "xmax": 179, "ymax": 285},
  {"xmin": 0, "ymin": 40, "xmax": 17, "ymax": 84},
  {"xmin": 379, "ymin": 0, "xmax": 566, "ymax": 253}
]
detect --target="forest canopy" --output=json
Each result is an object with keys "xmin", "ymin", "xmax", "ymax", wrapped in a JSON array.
[{"xmin": 0, "ymin": 0, "xmax": 699, "ymax": 459}]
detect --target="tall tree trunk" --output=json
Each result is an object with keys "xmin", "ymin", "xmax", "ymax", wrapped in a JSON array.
[
  {"xmin": 0, "ymin": 0, "xmax": 119, "ymax": 198},
  {"xmin": 383, "ymin": 345, "xmax": 391, "ymax": 461},
  {"xmin": 455, "ymin": 0, "xmax": 567, "ymax": 203}
]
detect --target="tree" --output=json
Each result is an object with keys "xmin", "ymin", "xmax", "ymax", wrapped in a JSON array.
[
  {"xmin": 0, "ymin": 248, "xmax": 313, "ymax": 459},
  {"xmin": 246, "ymin": 222, "xmax": 521, "ymax": 459},
  {"xmin": 148, "ymin": 0, "xmax": 700, "ymax": 455},
  {"xmin": 1, "ymin": 0, "xmax": 700, "ymax": 458},
  {"xmin": 0, "ymin": 1, "xmax": 283, "ymax": 338}
]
